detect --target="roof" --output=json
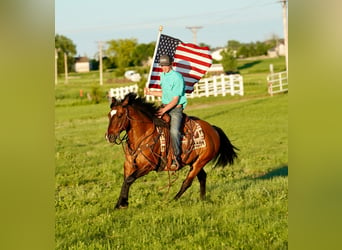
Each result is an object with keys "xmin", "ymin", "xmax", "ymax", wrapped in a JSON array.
[{"xmin": 75, "ymin": 56, "xmax": 89, "ymax": 63}]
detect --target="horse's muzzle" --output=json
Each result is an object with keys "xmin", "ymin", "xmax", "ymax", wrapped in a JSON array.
[{"xmin": 105, "ymin": 133, "xmax": 117, "ymax": 143}]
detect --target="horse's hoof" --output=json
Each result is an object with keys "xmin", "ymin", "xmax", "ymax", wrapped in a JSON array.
[{"xmin": 115, "ymin": 204, "xmax": 128, "ymax": 209}]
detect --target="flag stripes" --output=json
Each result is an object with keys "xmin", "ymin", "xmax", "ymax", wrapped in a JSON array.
[{"xmin": 148, "ymin": 34, "xmax": 212, "ymax": 93}]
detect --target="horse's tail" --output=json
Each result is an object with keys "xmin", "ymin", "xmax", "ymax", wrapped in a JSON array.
[{"xmin": 212, "ymin": 125, "xmax": 239, "ymax": 167}]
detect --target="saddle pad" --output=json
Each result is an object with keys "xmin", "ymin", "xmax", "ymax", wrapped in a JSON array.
[{"xmin": 158, "ymin": 121, "xmax": 206, "ymax": 153}]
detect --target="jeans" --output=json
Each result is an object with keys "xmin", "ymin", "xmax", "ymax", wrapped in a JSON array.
[{"xmin": 168, "ymin": 107, "xmax": 183, "ymax": 157}]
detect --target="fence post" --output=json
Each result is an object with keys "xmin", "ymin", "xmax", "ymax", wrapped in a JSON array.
[
  {"xmin": 268, "ymin": 81, "xmax": 273, "ymax": 96},
  {"xmin": 205, "ymin": 79, "xmax": 209, "ymax": 97},
  {"xmin": 239, "ymin": 75, "xmax": 244, "ymax": 96},
  {"xmin": 220, "ymin": 74, "xmax": 226, "ymax": 97},
  {"xmin": 121, "ymin": 87, "xmax": 125, "ymax": 99},
  {"xmin": 194, "ymin": 82, "xmax": 199, "ymax": 97},
  {"xmin": 213, "ymin": 76, "xmax": 218, "ymax": 97},
  {"xmin": 194, "ymin": 81, "xmax": 199, "ymax": 98},
  {"xmin": 230, "ymin": 75, "xmax": 235, "ymax": 96},
  {"xmin": 280, "ymin": 73, "xmax": 283, "ymax": 92}
]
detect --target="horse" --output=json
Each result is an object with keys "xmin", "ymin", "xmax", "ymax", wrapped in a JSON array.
[{"xmin": 105, "ymin": 92, "xmax": 238, "ymax": 209}]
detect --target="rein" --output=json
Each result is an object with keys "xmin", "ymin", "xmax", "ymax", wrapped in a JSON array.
[
  {"xmin": 115, "ymin": 107, "xmax": 155, "ymax": 143},
  {"xmin": 113, "ymin": 132, "xmax": 128, "ymax": 145},
  {"xmin": 112, "ymin": 107, "xmax": 152, "ymax": 145},
  {"xmin": 118, "ymin": 107, "xmax": 165, "ymax": 170},
  {"xmin": 112, "ymin": 107, "xmax": 129, "ymax": 145}
]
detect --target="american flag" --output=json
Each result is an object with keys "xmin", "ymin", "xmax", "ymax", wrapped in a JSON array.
[{"xmin": 147, "ymin": 34, "xmax": 212, "ymax": 93}]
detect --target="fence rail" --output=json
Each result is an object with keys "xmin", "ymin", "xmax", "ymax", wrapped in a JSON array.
[{"xmin": 267, "ymin": 71, "xmax": 288, "ymax": 96}]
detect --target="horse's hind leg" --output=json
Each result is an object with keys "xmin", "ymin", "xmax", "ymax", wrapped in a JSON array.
[
  {"xmin": 174, "ymin": 165, "xmax": 207, "ymax": 200},
  {"xmin": 197, "ymin": 168, "xmax": 207, "ymax": 200},
  {"xmin": 174, "ymin": 174, "xmax": 194, "ymax": 200}
]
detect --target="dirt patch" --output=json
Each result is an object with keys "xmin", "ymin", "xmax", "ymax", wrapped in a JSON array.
[{"xmin": 186, "ymin": 95, "xmax": 269, "ymax": 111}]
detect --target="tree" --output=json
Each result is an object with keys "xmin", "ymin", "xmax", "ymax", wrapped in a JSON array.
[
  {"xmin": 255, "ymin": 41, "xmax": 267, "ymax": 55},
  {"xmin": 198, "ymin": 42, "xmax": 211, "ymax": 50},
  {"xmin": 221, "ymin": 48, "xmax": 238, "ymax": 74},
  {"xmin": 237, "ymin": 45, "xmax": 249, "ymax": 58},
  {"xmin": 106, "ymin": 39, "xmax": 138, "ymax": 70},
  {"xmin": 227, "ymin": 40, "xmax": 240, "ymax": 52},
  {"xmin": 131, "ymin": 42, "xmax": 155, "ymax": 66},
  {"xmin": 55, "ymin": 34, "xmax": 77, "ymax": 73}
]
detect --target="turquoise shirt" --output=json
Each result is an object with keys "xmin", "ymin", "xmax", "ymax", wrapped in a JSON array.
[{"xmin": 160, "ymin": 69, "xmax": 187, "ymax": 109}]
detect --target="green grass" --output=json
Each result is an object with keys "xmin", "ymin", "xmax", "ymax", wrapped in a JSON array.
[
  {"xmin": 55, "ymin": 56, "xmax": 287, "ymax": 249},
  {"xmin": 237, "ymin": 56, "xmax": 286, "ymax": 74}
]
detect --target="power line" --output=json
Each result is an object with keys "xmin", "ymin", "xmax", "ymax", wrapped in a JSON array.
[{"xmin": 57, "ymin": 2, "xmax": 277, "ymax": 34}]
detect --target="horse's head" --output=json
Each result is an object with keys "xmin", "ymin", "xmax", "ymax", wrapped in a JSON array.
[{"xmin": 105, "ymin": 93, "xmax": 136, "ymax": 144}]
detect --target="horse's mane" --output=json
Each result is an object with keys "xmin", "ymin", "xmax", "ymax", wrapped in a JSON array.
[{"xmin": 124, "ymin": 93, "xmax": 168, "ymax": 128}]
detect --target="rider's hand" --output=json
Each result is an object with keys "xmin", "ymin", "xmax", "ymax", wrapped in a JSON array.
[
  {"xmin": 144, "ymin": 88, "xmax": 149, "ymax": 95},
  {"xmin": 156, "ymin": 108, "xmax": 165, "ymax": 118}
]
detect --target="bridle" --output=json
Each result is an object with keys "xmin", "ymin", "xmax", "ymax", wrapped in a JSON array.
[
  {"xmin": 108, "ymin": 106, "xmax": 129, "ymax": 145},
  {"xmin": 109, "ymin": 105, "xmax": 155, "ymax": 145}
]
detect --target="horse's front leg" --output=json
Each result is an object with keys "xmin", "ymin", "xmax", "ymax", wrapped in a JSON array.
[
  {"xmin": 115, "ymin": 174, "xmax": 137, "ymax": 209},
  {"xmin": 115, "ymin": 149, "xmax": 155, "ymax": 209},
  {"xmin": 115, "ymin": 152, "xmax": 136, "ymax": 209},
  {"xmin": 174, "ymin": 162, "xmax": 209, "ymax": 200}
]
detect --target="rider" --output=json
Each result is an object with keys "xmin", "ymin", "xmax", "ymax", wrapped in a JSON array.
[{"xmin": 145, "ymin": 54, "xmax": 187, "ymax": 169}]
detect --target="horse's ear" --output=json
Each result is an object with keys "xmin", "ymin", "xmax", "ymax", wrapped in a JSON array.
[
  {"xmin": 122, "ymin": 92, "xmax": 137, "ymax": 107},
  {"xmin": 110, "ymin": 97, "xmax": 118, "ymax": 109}
]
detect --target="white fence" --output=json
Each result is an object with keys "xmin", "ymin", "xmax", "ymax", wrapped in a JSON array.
[
  {"xmin": 267, "ymin": 71, "xmax": 288, "ymax": 96},
  {"xmin": 108, "ymin": 84, "xmax": 139, "ymax": 99},
  {"xmin": 108, "ymin": 74, "xmax": 244, "ymax": 101},
  {"xmin": 145, "ymin": 74, "xmax": 244, "ymax": 101},
  {"xmin": 188, "ymin": 74, "xmax": 244, "ymax": 98}
]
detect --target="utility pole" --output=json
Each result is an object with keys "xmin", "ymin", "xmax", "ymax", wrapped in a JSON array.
[
  {"xmin": 281, "ymin": 0, "xmax": 288, "ymax": 71},
  {"xmin": 97, "ymin": 41, "xmax": 104, "ymax": 85},
  {"xmin": 186, "ymin": 26, "xmax": 203, "ymax": 44},
  {"xmin": 64, "ymin": 52, "xmax": 68, "ymax": 84},
  {"xmin": 55, "ymin": 48, "xmax": 58, "ymax": 85}
]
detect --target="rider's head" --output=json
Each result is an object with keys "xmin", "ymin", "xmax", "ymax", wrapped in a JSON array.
[{"xmin": 159, "ymin": 55, "xmax": 172, "ymax": 73}]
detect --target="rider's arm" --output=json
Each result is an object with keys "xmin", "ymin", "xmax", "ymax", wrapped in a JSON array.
[
  {"xmin": 144, "ymin": 88, "xmax": 162, "ymax": 97},
  {"xmin": 157, "ymin": 96, "xmax": 179, "ymax": 117}
]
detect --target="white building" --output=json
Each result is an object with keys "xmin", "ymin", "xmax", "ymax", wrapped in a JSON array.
[
  {"xmin": 268, "ymin": 43, "xmax": 286, "ymax": 58},
  {"xmin": 211, "ymin": 48, "xmax": 225, "ymax": 61},
  {"xmin": 74, "ymin": 57, "xmax": 90, "ymax": 73}
]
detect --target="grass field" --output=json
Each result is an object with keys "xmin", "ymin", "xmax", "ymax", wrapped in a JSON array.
[{"xmin": 55, "ymin": 56, "xmax": 288, "ymax": 249}]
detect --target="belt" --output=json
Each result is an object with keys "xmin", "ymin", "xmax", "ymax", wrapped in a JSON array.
[{"xmin": 161, "ymin": 104, "xmax": 183, "ymax": 108}]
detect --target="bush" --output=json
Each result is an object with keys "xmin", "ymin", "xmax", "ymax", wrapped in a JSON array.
[
  {"xmin": 221, "ymin": 49, "xmax": 238, "ymax": 74},
  {"xmin": 90, "ymin": 86, "xmax": 103, "ymax": 104}
]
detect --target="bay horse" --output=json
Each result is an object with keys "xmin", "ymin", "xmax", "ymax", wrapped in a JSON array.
[{"xmin": 105, "ymin": 92, "xmax": 238, "ymax": 209}]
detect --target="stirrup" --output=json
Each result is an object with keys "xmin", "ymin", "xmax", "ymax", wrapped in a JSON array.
[
  {"xmin": 173, "ymin": 156, "xmax": 182, "ymax": 167},
  {"xmin": 169, "ymin": 160, "xmax": 179, "ymax": 171}
]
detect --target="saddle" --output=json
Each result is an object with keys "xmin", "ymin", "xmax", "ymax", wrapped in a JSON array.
[{"xmin": 156, "ymin": 113, "xmax": 206, "ymax": 171}]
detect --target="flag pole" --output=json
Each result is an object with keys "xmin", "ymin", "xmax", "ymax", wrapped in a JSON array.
[{"xmin": 145, "ymin": 25, "xmax": 163, "ymax": 90}]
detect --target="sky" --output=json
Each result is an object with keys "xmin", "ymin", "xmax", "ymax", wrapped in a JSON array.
[{"xmin": 55, "ymin": 0, "xmax": 285, "ymax": 59}]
